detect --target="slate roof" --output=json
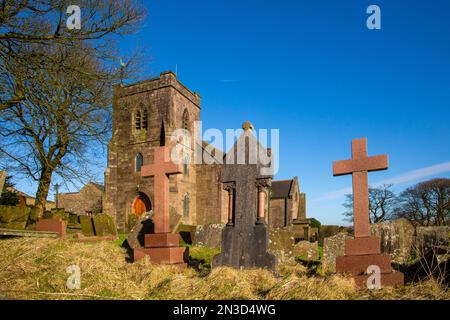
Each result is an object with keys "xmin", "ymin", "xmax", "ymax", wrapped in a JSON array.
[{"xmin": 271, "ymin": 179, "xmax": 294, "ymax": 199}]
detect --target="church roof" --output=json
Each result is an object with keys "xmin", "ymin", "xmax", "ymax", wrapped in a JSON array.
[
  {"xmin": 223, "ymin": 123, "xmax": 272, "ymax": 173},
  {"xmin": 271, "ymin": 179, "xmax": 294, "ymax": 199}
]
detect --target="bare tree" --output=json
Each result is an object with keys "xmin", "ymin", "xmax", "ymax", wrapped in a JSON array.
[
  {"xmin": 0, "ymin": 1, "xmax": 145, "ymax": 215},
  {"xmin": 395, "ymin": 178, "xmax": 450, "ymax": 226},
  {"xmin": 342, "ymin": 184, "xmax": 397, "ymax": 223},
  {"xmin": 0, "ymin": 0, "xmax": 145, "ymax": 109},
  {"xmin": 0, "ymin": 41, "xmax": 128, "ymax": 216}
]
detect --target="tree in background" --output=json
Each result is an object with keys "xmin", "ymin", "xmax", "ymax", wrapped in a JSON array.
[
  {"xmin": 0, "ymin": 41, "xmax": 134, "ymax": 216},
  {"xmin": 0, "ymin": 175, "xmax": 19, "ymax": 206},
  {"xmin": 309, "ymin": 217, "xmax": 321, "ymax": 230},
  {"xmin": 395, "ymin": 178, "xmax": 449, "ymax": 226},
  {"xmin": 342, "ymin": 184, "xmax": 397, "ymax": 223},
  {"xmin": 0, "ymin": 0, "xmax": 145, "ymax": 110},
  {"xmin": 0, "ymin": 1, "xmax": 145, "ymax": 217}
]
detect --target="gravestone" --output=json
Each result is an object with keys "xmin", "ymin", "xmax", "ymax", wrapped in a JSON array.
[
  {"xmin": 0, "ymin": 205, "xmax": 31, "ymax": 230},
  {"xmin": 333, "ymin": 138, "xmax": 403, "ymax": 288},
  {"xmin": 0, "ymin": 171, "xmax": 6, "ymax": 194},
  {"xmin": 322, "ymin": 232, "xmax": 350, "ymax": 273},
  {"xmin": 126, "ymin": 210, "xmax": 154, "ymax": 250},
  {"xmin": 370, "ymin": 218, "xmax": 415, "ymax": 264},
  {"xmin": 36, "ymin": 218, "xmax": 66, "ymax": 239},
  {"xmin": 79, "ymin": 215, "xmax": 95, "ymax": 236},
  {"xmin": 92, "ymin": 214, "xmax": 117, "ymax": 237},
  {"xmin": 213, "ymin": 122, "xmax": 275, "ymax": 271},
  {"xmin": 193, "ymin": 224, "xmax": 225, "ymax": 248},
  {"xmin": 133, "ymin": 146, "xmax": 186, "ymax": 266}
]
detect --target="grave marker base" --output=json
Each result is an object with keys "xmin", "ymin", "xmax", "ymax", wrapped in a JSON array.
[
  {"xmin": 336, "ymin": 236, "xmax": 404, "ymax": 289},
  {"xmin": 133, "ymin": 232, "xmax": 187, "ymax": 267}
]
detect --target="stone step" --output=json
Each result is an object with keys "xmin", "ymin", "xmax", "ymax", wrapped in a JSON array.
[
  {"xmin": 353, "ymin": 271, "xmax": 404, "ymax": 289},
  {"xmin": 336, "ymin": 253, "xmax": 393, "ymax": 275},
  {"xmin": 344, "ymin": 237, "xmax": 381, "ymax": 255},
  {"xmin": 144, "ymin": 233, "xmax": 181, "ymax": 248},
  {"xmin": 133, "ymin": 246, "xmax": 186, "ymax": 264}
]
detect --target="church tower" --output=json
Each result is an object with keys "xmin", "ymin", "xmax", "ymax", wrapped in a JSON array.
[{"xmin": 104, "ymin": 71, "xmax": 201, "ymax": 231}]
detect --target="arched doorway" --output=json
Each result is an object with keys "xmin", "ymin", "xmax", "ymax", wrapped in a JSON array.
[{"xmin": 132, "ymin": 192, "xmax": 152, "ymax": 216}]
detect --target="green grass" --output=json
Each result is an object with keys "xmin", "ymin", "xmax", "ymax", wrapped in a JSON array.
[
  {"xmin": 115, "ymin": 232, "xmax": 128, "ymax": 247},
  {"xmin": 189, "ymin": 246, "xmax": 221, "ymax": 266}
]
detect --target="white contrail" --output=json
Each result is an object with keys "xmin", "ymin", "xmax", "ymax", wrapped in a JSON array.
[{"xmin": 313, "ymin": 161, "xmax": 450, "ymax": 202}]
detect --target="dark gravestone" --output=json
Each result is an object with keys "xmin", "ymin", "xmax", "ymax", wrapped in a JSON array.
[
  {"xmin": 92, "ymin": 214, "xmax": 117, "ymax": 237},
  {"xmin": 213, "ymin": 122, "xmax": 275, "ymax": 271},
  {"xmin": 79, "ymin": 215, "xmax": 95, "ymax": 236},
  {"xmin": 126, "ymin": 211, "xmax": 155, "ymax": 250}
]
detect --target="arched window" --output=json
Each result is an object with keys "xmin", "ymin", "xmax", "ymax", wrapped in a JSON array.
[
  {"xmin": 135, "ymin": 153, "xmax": 143, "ymax": 172},
  {"xmin": 135, "ymin": 110, "xmax": 141, "ymax": 130},
  {"xmin": 183, "ymin": 193, "xmax": 190, "ymax": 217},
  {"xmin": 182, "ymin": 109, "xmax": 189, "ymax": 131},
  {"xmin": 142, "ymin": 109, "xmax": 148, "ymax": 130}
]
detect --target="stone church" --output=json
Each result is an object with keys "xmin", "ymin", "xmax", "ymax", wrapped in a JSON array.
[{"xmin": 103, "ymin": 71, "xmax": 309, "ymax": 233}]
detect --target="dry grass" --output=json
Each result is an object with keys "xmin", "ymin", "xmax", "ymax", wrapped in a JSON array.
[{"xmin": 0, "ymin": 238, "xmax": 447, "ymax": 300}]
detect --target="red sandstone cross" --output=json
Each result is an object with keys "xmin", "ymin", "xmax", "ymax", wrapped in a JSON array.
[
  {"xmin": 333, "ymin": 138, "xmax": 388, "ymax": 238},
  {"xmin": 141, "ymin": 146, "xmax": 182, "ymax": 234}
]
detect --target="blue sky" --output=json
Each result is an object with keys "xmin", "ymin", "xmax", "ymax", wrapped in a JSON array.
[{"xmin": 15, "ymin": 0, "xmax": 450, "ymax": 225}]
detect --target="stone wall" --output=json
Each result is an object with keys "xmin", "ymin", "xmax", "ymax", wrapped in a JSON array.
[
  {"xmin": 416, "ymin": 226, "xmax": 449, "ymax": 253},
  {"xmin": 58, "ymin": 183, "xmax": 103, "ymax": 215},
  {"xmin": 195, "ymin": 163, "xmax": 227, "ymax": 225},
  {"xmin": 319, "ymin": 225, "xmax": 345, "ymax": 244}
]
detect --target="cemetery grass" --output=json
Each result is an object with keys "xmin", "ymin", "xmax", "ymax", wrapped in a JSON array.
[{"xmin": 0, "ymin": 238, "xmax": 448, "ymax": 300}]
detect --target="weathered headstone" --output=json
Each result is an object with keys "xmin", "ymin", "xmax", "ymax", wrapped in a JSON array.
[
  {"xmin": 0, "ymin": 171, "xmax": 6, "ymax": 194},
  {"xmin": 79, "ymin": 215, "xmax": 95, "ymax": 236},
  {"xmin": 293, "ymin": 241, "xmax": 319, "ymax": 261},
  {"xmin": 322, "ymin": 232, "xmax": 350, "ymax": 273},
  {"xmin": 213, "ymin": 122, "xmax": 275, "ymax": 271},
  {"xmin": 269, "ymin": 228, "xmax": 297, "ymax": 265},
  {"xmin": 92, "ymin": 214, "xmax": 117, "ymax": 237},
  {"xmin": 36, "ymin": 218, "xmax": 66, "ymax": 239},
  {"xmin": 193, "ymin": 224, "xmax": 226, "ymax": 248},
  {"xmin": 133, "ymin": 146, "xmax": 186, "ymax": 266},
  {"xmin": 371, "ymin": 218, "xmax": 415, "ymax": 264},
  {"xmin": 0, "ymin": 205, "xmax": 31, "ymax": 230},
  {"xmin": 333, "ymin": 138, "xmax": 403, "ymax": 288}
]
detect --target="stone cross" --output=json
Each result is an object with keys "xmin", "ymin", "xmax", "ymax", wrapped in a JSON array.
[
  {"xmin": 141, "ymin": 146, "xmax": 182, "ymax": 234},
  {"xmin": 0, "ymin": 170, "xmax": 6, "ymax": 195},
  {"xmin": 333, "ymin": 138, "xmax": 387, "ymax": 238}
]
